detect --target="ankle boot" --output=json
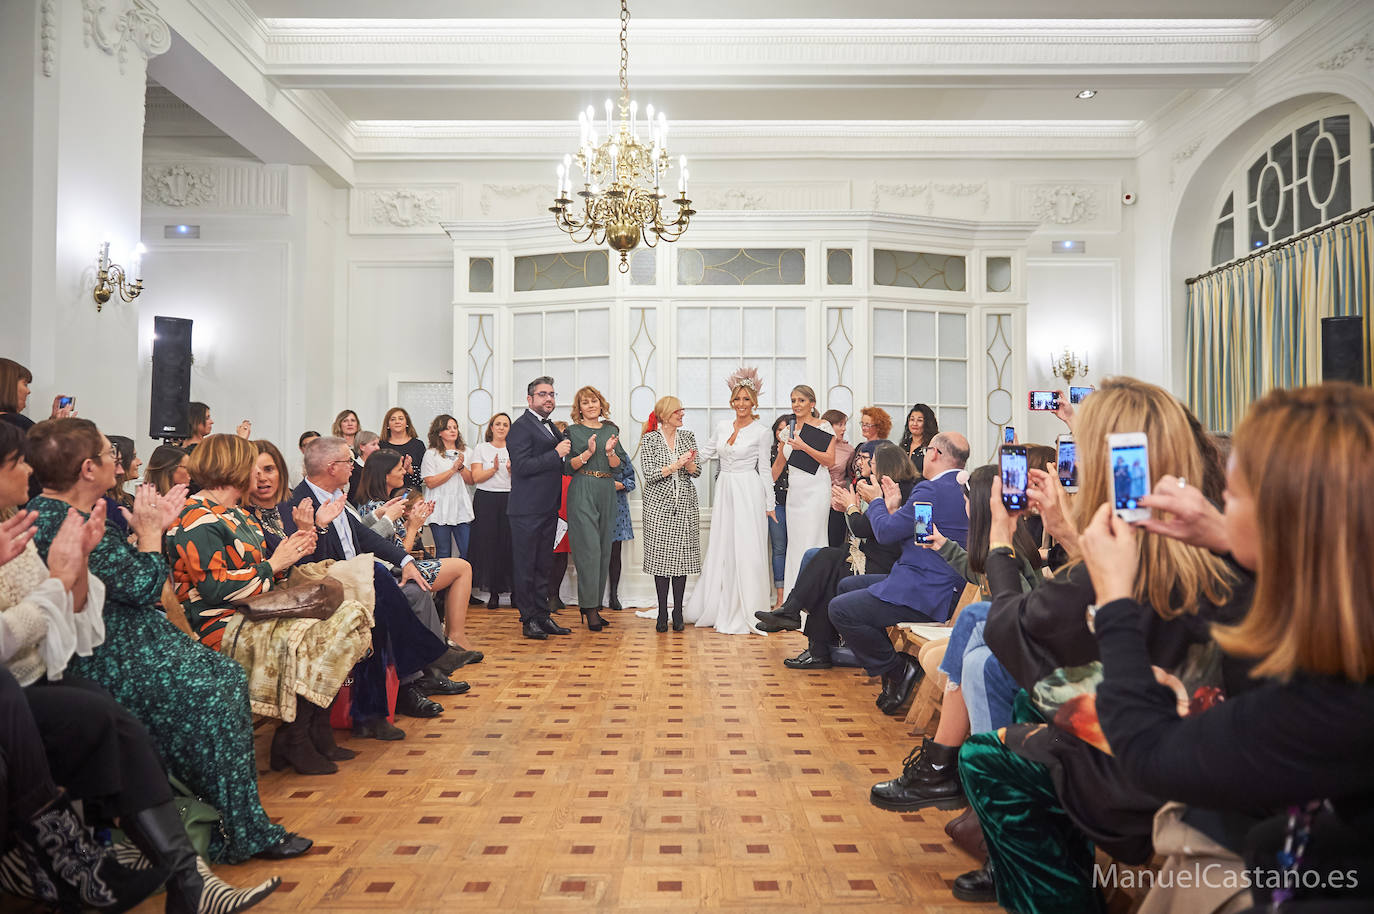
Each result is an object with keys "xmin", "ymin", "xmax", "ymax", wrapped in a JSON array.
[
  {"xmin": 124, "ymin": 801, "xmax": 279, "ymax": 914},
  {"xmin": 270, "ymin": 706, "xmax": 338, "ymax": 775},
  {"xmin": 608, "ymin": 585, "xmax": 623, "ymax": 612},
  {"xmin": 655, "ymin": 608, "xmax": 668, "ymax": 632},
  {"xmin": 580, "ymin": 608, "xmax": 604, "ymax": 632},
  {"xmin": 868, "ymin": 737, "xmax": 964, "ymax": 811},
  {"xmin": 308, "ymin": 699, "xmax": 356, "ymax": 761},
  {"xmin": 12, "ymin": 789, "xmax": 168, "ymax": 912},
  {"xmin": 671, "ymin": 608, "xmax": 684, "ymax": 632}
]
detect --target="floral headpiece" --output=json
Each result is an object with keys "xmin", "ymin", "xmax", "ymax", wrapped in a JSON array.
[{"xmin": 724, "ymin": 366, "xmax": 763, "ymax": 398}]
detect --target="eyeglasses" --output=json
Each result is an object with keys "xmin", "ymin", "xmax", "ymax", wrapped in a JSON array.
[
  {"xmin": 90, "ymin": 446, "xmax": 118, "ymax": 462},
  {"xmin": 531, "ymin": 391, "xmax": 557, "ymax": 399},
  {"xmin": 327, "ymin": 458, "xmax": 354, "ymax": 469}
]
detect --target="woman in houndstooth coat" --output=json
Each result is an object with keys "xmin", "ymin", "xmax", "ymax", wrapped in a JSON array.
[{"xmin": 637, "ymin": 396, "xmax": 702, "ymax": 631}]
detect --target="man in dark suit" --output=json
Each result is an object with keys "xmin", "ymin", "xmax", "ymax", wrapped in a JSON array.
[
  {"xmin": 507, "ymin": 376, "xmax": 573, "ymax": 640},
  {"xmin": 830, "ymin": 431, "xmax": 972, "ymax": 715},
  {"xmin": 281, "ymin": 436, "xmax": 466, "ymax": 739}
]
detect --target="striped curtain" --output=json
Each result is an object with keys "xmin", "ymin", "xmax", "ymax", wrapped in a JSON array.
[{"xmin": 1187, "ymin": 211, "xmax": 1373, "ymax": 430}]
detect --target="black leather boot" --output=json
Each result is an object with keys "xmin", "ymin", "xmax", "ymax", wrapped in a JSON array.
[
  {"xmin": 655, "ymin": 608, "xmax": 669, "ymax": 632},
  {"xmin": 671, "ymin": 608, "xmax": 684, "ymax": 632},
  {"xmin": 308, "ymin": 699, "xmax": 356, "ymax": 761},
  {"xmin": 608, "ymin": 584, "xmax": 623, "ymax": 612},
  {"xmin": 124, "ymin": 801, "xmax": 280, "ymax": 913},
  {"xmin": 13, "ymin": 789, "xmax": 167, "ymax": 912},
  {"xmin": 951, "ymin": 860, "xmax": 997, "ymax": 903},
  {"xmin": 869, "ymin": 737, "xmax": 965, "ymax": 811},
  {"xmin": 269, "ymin": 704, "xmax": 338, "ymax": 775}
]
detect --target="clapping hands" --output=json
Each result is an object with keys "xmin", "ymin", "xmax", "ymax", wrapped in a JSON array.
[
  {"xmin": 121, "ymin": 483, "xmax": 187, "ymax": 547},
  {"xmin": 0, "ymin": 510, "xmax": 38, "ymax": 568}
]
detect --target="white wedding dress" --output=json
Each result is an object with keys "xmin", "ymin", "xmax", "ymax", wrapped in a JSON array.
[
  {"xmin": 682, "ymin": 418, "xmax": 775, "ymax": 635},
  {"xmin": 782, "ymin": 419, "xmax": 834, "ymax": 594}
]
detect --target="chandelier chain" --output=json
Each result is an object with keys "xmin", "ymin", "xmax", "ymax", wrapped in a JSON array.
[{"xmin": 618, "ymin": 0, "xmax": 630, "ymax": 116}]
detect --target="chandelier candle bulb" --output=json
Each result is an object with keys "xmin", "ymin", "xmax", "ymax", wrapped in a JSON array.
[
  {"xmin": 630, "ymin": 100, "xmax": 638, "ymax": 138},
  {"xmin": 605, "ymin": 99, "xmax": 613, "ymax": 137}
]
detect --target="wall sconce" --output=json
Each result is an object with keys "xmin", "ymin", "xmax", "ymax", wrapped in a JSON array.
[
  {"xmin": 1050, "ymin": 348, "xmax": 1089, "ymax": 384},
  {"xmin": 93, "ymin": 241, "xmax": 145, "ymax": 311}
]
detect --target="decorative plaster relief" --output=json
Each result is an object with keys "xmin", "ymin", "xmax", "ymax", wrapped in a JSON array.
[
  {"xmin": 41, "ymin": 0, "xmax": 57, "ymax": 77},
  {"xmin": 478, "ymin": 184, "xmax": 555, "ymax": 219},
  {"xmin": 1013, "ymin": 181, "xmax": 1120, "ymax": 231},
  {"xmin": 870, "ymin": 182, "xmax": 990, "ymax": 217},
  {"xmin": 1316, "ymin": 37, "xmax": 1374, "ymax": 70},
  {"xmin": 350, "ymin": 185, "xmax": 460, "ymax": 233},
  {"xmin": 691, "ymin": 182, "xmax": 849, "ymax": 211},
  {"xmin": 141, "ymin": 160, "xmax": 288, "ymax": 213},
  {"xmin": 1169, "ymin": 136, "xmax": 1205, "ymax": 187},
  {"xmin": 81, "ymin": 0, "xmax": 171, "ymax": 73}
]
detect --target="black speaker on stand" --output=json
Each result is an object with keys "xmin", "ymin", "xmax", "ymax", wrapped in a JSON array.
[{"xmin": 149, "ymin": 316, "xmax": 193, "ymax": 440}]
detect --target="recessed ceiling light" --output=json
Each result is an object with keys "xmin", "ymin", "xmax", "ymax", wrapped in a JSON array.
[{"xmin": 1076, "ymin": 89, "xmax": 1098, "ymax": 100}]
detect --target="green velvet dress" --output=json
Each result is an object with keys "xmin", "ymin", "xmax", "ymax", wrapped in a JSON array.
[
  {"xmin": 27, "ymin": 495, "xmax": 287, "ymax": 863},
  {"xmin": 563, "ymin": 421, "xmax": 630, "ymax": 609}
]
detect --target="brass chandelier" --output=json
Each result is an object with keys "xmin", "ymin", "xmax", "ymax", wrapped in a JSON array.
[{"xmin": 550, "ymin": 0, "xmax": 694, "ymax": 273}]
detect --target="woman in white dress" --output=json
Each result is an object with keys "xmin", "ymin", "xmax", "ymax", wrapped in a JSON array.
[
  {"xmin": 771, "ymin": 384, "xmax": 836, "ymax": 594},
  {"xmin": 684, "ymin": 368, "xmax": 776, "ymax": 635}
]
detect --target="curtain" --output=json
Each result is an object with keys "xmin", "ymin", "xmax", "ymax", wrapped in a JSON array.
[{"xmin": 1187, "ymin": 211, "xmax": 1373, "ymax": 430}]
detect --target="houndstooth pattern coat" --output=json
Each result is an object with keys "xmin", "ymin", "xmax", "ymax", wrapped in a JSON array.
[{"xmin": 638, "ymin": 428, "xmax": 702, "ymax": 576}]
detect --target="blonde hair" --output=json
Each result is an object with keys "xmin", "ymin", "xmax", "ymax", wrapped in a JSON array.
[
  {"xmin": 647, "ymin": 396, "xmax": 683, "ymax": 434},
  {"xmin": 330, "ymin": 409, "xmax": 359, "ymax": 439},
  {"xmin": 791, "ymin": 385, "xmax": 819, "ymax": 418},
  {"xmin": 1214, "ymin": 383, "xmax": 1374, "ymax": 682},
  {"xmin": 729, "ymin": 384, "xmax": 759, "ymax": 419},
  {"xmin": 186, "ymin": 434, "xmax": 256, "ymax": 494},
  {"xmin": 570, "ymin": 385, "xmax": 611, "ymax": 423},
  {"xmin": 1072, "ymin": 377, "xmax": 1235, "ymax": 619}
]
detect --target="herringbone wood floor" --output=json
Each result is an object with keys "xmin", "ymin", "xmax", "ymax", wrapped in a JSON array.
[{"xmin": 121, "ymin": 605, "xmax": 996, "ymax": 913}]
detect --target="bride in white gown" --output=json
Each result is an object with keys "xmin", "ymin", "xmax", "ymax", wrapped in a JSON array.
[{"xmin": 682, "ymin": 369, "xmax": 776, "ymax": 635}]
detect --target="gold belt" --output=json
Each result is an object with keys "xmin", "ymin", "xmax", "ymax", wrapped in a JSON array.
[{"xmin": 576, "ymin": 469, "xmax": 613, "ymax": 478}]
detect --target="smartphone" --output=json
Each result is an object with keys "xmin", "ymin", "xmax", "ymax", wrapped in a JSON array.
[
  {"xmin": 1107, "ymin": 431, "xmax": 1151, "ymax": 521},
  {"xmin": 1056, "ymin": 434, "xmax": 1078, "ymax": 493},
  {"xmin": 1028, "ymin": 390, "xmax": 1060, "ymax": 411},
  {"xmin": 57, "ymin": 395, "xmax": 74, "ymax": 409},
  {"xmin": 1069, "ymin": 386, "xmax": 1094, "ymax": 405},
  {"xmin": 912, "ymin": 501, "xmax": 934, "ymax": 544},
  {"xmin": 999, "ymin": 444, "xmax": 1028, "ymax": 511},
  {"xmin": 1003, "ymin": 426, "xmax": 1016, "ymax": 444}
]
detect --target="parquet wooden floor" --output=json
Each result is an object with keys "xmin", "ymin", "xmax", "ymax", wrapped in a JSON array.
[{"xmin": 123, "ymin": 606, "xmax": 998, "ymax": 913}]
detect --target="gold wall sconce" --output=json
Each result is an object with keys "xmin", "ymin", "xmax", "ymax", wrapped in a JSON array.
[
  {"xmin": 93, "ymin": 241, "xmax": 144, "ymax": 311},
  {"xmin": 1050, "ymin": 348, "xmax": 1089, "ymax": 384}
]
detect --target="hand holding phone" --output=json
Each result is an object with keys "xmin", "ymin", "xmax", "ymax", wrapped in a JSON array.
[
  {"xmin": 1028, "ymin": 390, "xmax": 1061, "ymax": 411},
  {"xmin": 912, "ymin": 501, "xmax": 934, "ymax": 545},
  {"xmin": 1000, "ymin": 444, "xmax": 1028, "ymax": 511},
  {"xmin": 1056, "ymin": 434, "xmax": 1078, "ymax": 492},
  {"xmin": 1107, "ymin": 431, "xmax": 1151, "ymax": 521},
  {"xmin": 1069, "ymin": 386, "xmax": 1094, "ymax": 405},
  {"xmin": 1004, "ymin": 426, "xmax": 1016, "ymax": 444}
]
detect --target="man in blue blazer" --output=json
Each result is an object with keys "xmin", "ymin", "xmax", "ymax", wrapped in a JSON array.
[
  {"xmin": 830, "ymin": 431, "xmax": 971, "ymax": 715},
  {"xmin": 507, "ymin": 376, "xmax": 573, "ymax": 639}
]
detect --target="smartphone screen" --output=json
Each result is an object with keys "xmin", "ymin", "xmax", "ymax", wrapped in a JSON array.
[
  {"xmin": 58, "ymin": 396, "xmax": 73, "ymax": 409},
  {"xmin": 1028, "ymin": 390, "xmax": 1060, "ymax": 411},
  {"xmin": 1000, "ymin": 445, "xmax": 1028, "ymax": 511},
  {"xmin": 1003, "ymin": 426, "xmax": 1015, "ymax": 444},
  {"xmin": 1110, "ymin": 441, "xmax": 1150, "ymax": 512},
  {"xmin": 912, "ymin": 502, "xmax": 934, "ymax": 544},
  {"xmin": 1070, "ymin": 386, "xmax": 1093, "ymax": 405},
  {"xmin": 1057, "ymin": 437, "xmax": 1077, "ymax": 491}
]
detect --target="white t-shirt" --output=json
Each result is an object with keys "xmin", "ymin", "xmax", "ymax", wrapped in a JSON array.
[
  {"xmin": 471, "ymin": 441, "xmax": 511, "ymax": 493},
  {"xmin": 421, "ymin": 447, "xmax": 475, "ymax": 525}
]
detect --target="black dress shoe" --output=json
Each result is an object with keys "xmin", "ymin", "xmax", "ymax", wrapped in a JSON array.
[
  {"xmin": 487, "ymin": 593, "xmax": 500, "ymax": 609},
  {"xmin": 522, "ymin": 620, "xmax": 549, "ymax": 640},
  {"xmin": 538, "ymin": 616, "xmax": 571, "ymax": 635},
  {"xmin": 352, "ymin": 717, "xmax": 405, "ymax": 740},
  {"xmin": 754, "ymin": 609, "xmax": 802, "ymax": 631},
  {"xmin": 869, "ymin": 737, "xmax": 965, "ymax": 811},
  {"xmin": 783, "ymin": 648, "xmax": 833, "ymax": 670},
  {"xmin": 252, "ymin": 832, "xmax": 313, "ymax": 860},
  {"xmin": 395, "ymin": 684, "xmax": 443, "ymax": 718},
  {"xmin": 951, "ymin": 862, "xmax": 997, "ymax": 903},
  {"xmin": 878, "ymin": 652, "xmax": 922, "ymax": 716},
  {"xmin": 416, "ymin": 672, "xmax": 472, "ymax": 696}
]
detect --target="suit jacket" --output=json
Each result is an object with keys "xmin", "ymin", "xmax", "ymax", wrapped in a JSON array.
[
  {"xmin": 863, "ymin": 470, "xmax": 970, "ymax": 621},
  {"xmin": 507, "ymin": 409, "xmax": 565, "ymax": 517},
  {"xmin": 280, "ymin": 479, "xmax": 409, "ymax": 567}
]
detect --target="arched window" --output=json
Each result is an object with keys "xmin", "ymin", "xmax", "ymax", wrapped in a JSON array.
[{"xmin": 1210, "ymin": 103, "xmax": 1373, "ymax": 266}]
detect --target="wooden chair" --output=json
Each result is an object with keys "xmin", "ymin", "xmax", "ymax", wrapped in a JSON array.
[{"xmin": 886, "ymin": 581, "xmax": 981, "ymax": 734}]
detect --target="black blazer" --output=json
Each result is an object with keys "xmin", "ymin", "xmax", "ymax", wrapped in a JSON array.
[
  {"xmin": 506, "ymin": 410, "xmax": 564, "ymax": 517},
  {"xmin": 280, "ymin": 478, "xmax": 409, "ymax": 567}
]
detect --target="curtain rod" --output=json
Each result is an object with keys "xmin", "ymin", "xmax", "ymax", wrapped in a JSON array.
[{"xmin": 1184, "ymin": 203, "xmax": 1374, "ymax": 286}]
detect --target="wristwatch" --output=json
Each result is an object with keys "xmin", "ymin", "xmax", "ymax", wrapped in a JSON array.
[{"xmin": 1085, "ymin": 604, "xmax": 1100, "ymax": 634}]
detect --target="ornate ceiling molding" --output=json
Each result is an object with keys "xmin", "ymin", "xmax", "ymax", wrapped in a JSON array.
[
  {"xmin": 81, "ymin": 0, "xmax": 171, "ymax": 73},
  {"xmin": 1316, "ymin": 36, "xmax": 1374, "ymax": 71},
  {"xmin": 40, "ymin": 0, "xmax": 58, "ymax": 77}
]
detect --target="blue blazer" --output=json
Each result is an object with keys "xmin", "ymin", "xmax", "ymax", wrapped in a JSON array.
[
  {"xmin": 280, "ymin": 479, "xmax": 409, "ymax": 567},
  {"xmin": 507, "ymin": 410, "xmax": 565, "ymax": 517},
  {"xmin": 863, "ymin": 470, "xmax": 970, "ymax": 621}
]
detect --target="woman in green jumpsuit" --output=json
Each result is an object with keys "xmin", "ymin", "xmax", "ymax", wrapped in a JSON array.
[{"xmin": 563, "ymin": 385, "xmax": 629, "ymax": 632}]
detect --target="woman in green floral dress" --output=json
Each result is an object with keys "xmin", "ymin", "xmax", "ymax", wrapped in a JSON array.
[{"xmin": 24, "ymin": 418, "xmax": 310, "ymax": 863}]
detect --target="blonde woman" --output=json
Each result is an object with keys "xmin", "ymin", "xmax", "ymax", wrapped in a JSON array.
[
  {"xmin": 331, "ymin": 409, "xmax": 361, "ymax": 454},
  {"xmin": 564, "ymin": 386, "xmax": 629, "ymax": 631},
  {"xmin": 638, "ymin": 396, "xmax": 701, "ymax": 631},
  {"xmin": 773, "ymin": 385, "xmax": 836, "ymax": 593},
  {"xmin": 682, "ymin": 368, "xmax": 775, "ymax": 635}
]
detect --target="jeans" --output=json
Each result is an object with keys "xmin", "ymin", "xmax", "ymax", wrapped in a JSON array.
[
  {"xmin": 768, "ymin": 503, "xmax": 787, "ymax": 587},
  {"xmin": 430, "ymin": 522, "xmax": 470, "ymax": 559},
  {"xmin": 936, "ymin": 601, "xmax": 1019, "ymax": 733},
  {"xmin": 829, "ymin": 573, "xmax": 935, "ymax": 678}
]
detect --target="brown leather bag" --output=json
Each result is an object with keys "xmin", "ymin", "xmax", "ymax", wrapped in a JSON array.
[
  {"xmin": 944, "ymin": 807, "xmax": 988, "ymax": 863},
  {"xmin": 230, "ymin": 577, "xmax": 344, "ymax": 622}
]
